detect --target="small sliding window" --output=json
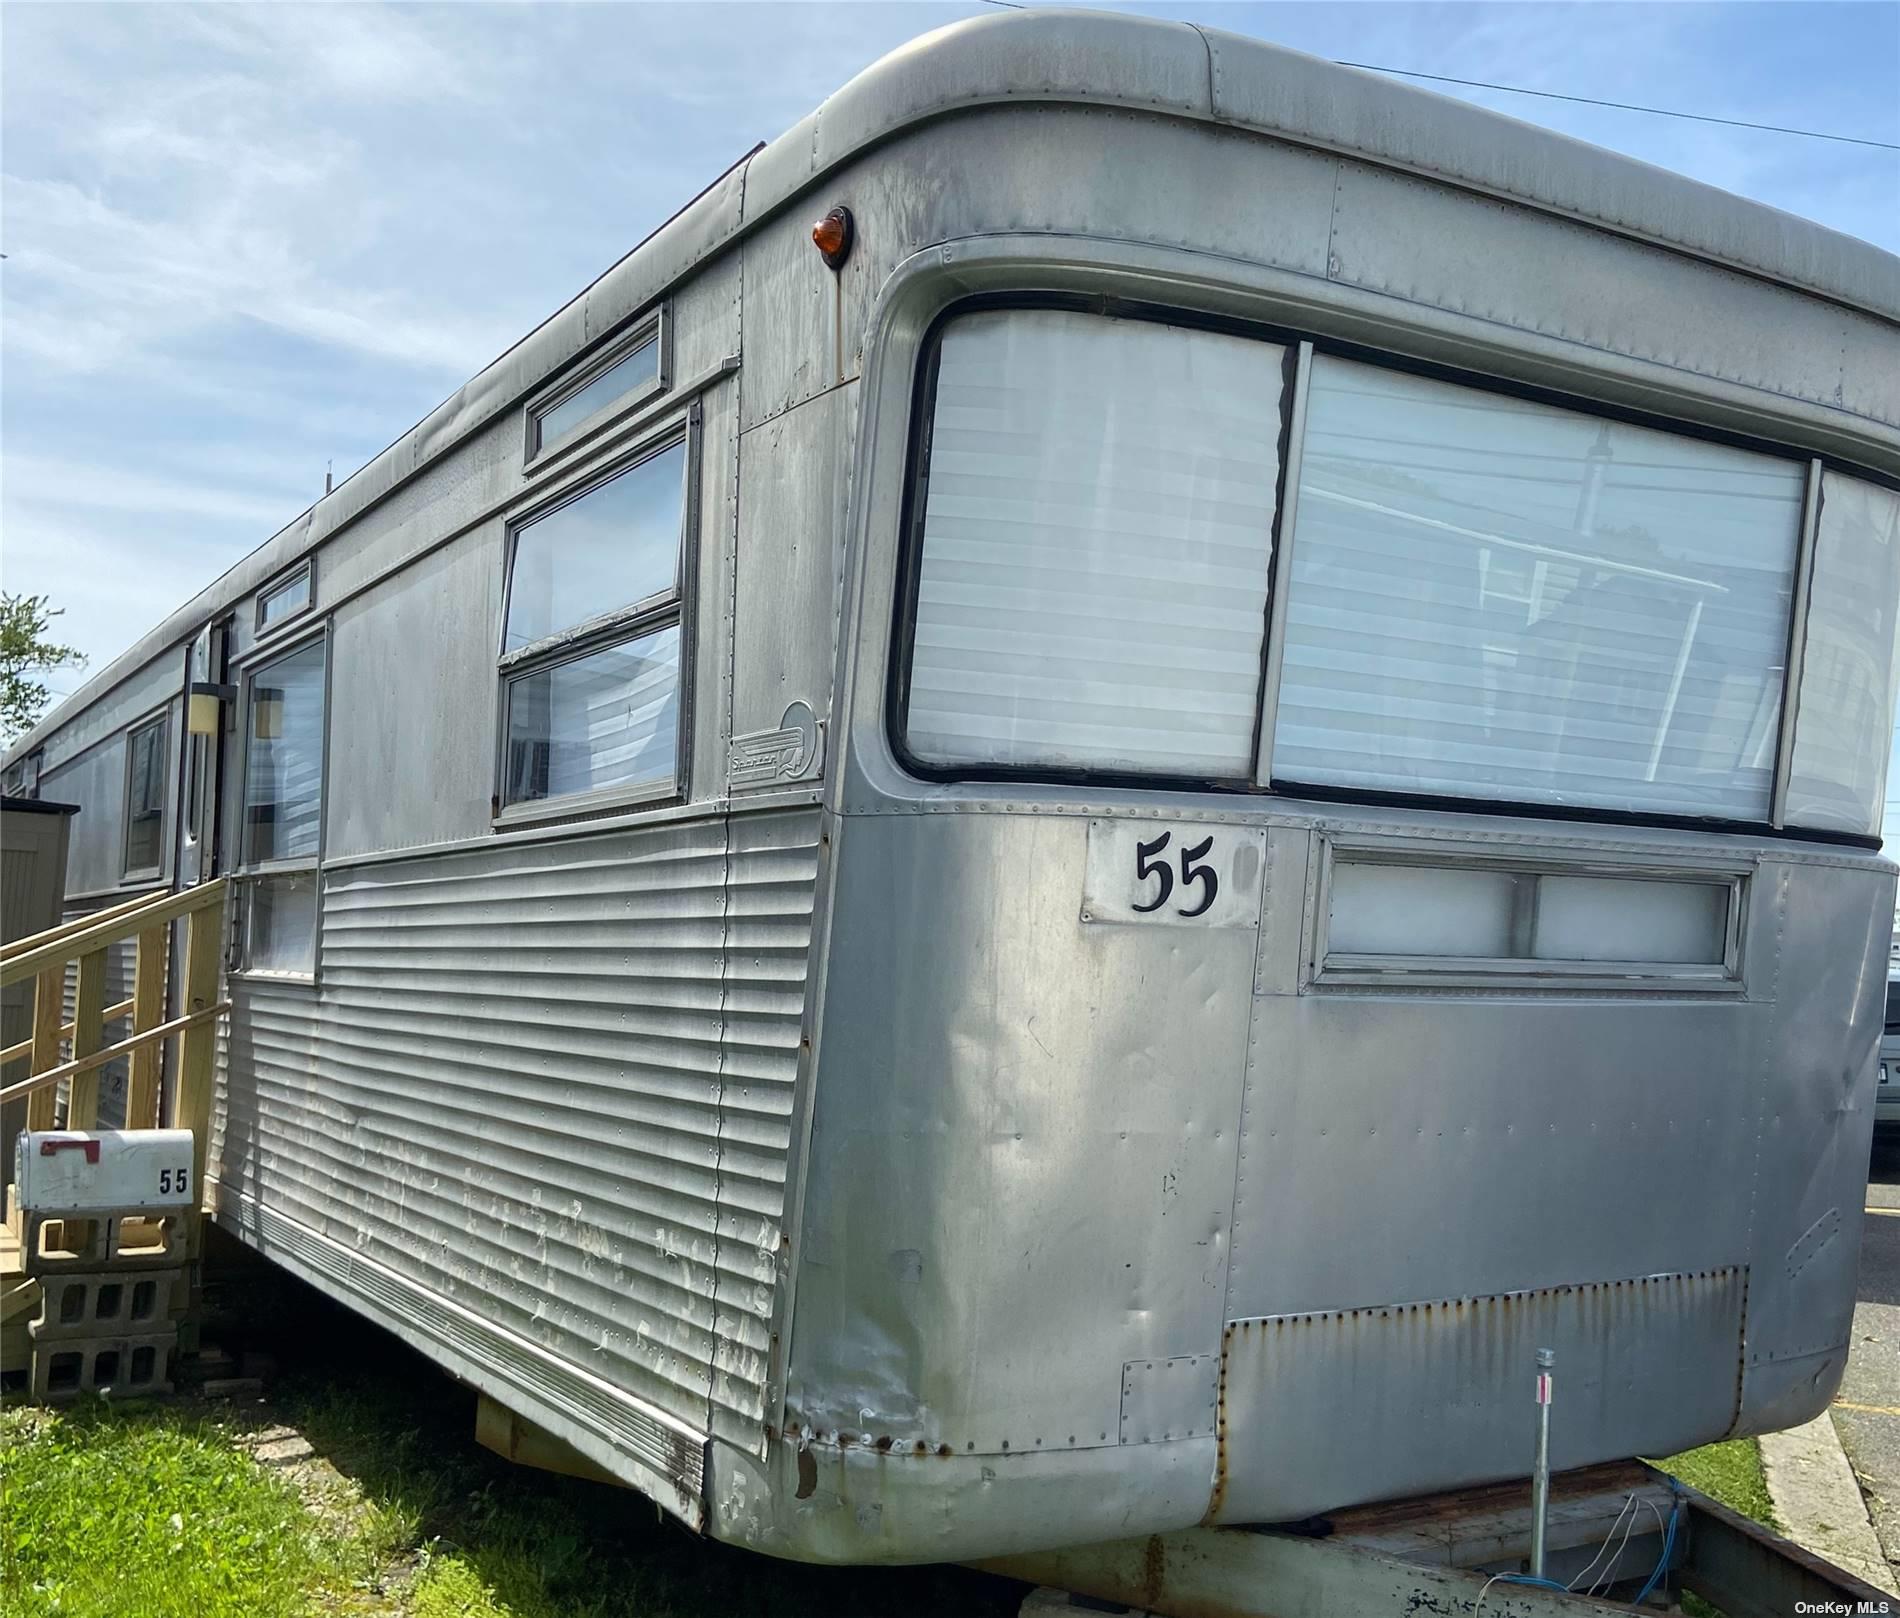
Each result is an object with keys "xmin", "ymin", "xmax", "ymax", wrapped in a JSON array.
[
  {"xmin": 256, "ymin": 560, "xmax": 314, "ymax": 636},
  {"xmin": 497, "ymin": 434, "xmax": 689, "ymax": 815},
  {"xmin": 1313, "ymin": 842, "xmax": 1743, "ymax": 990},
  {"xmin": 122, "ymin": 713, "xmax": 170, "ymax": 880},
  {"xmin": 526, "ymin": 313, "xmax": 667, "ymax": 464}
]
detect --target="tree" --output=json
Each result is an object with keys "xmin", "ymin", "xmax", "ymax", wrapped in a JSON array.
[{"xmin": 0, "ymin": 593, "xmax": 85, "ymax": 744}]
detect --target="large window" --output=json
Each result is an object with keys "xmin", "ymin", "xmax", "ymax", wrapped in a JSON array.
[
  {"xmin": 1271, "ymin": 360, "xmax": 1804, "ymax": 820},
  {"xmin": 122, "ymin": 714, "xmax": 168, "ymax": 877},
  {"xmin": 499, "ymin": 438, "xmax": 687, "ymax": 810},
  {"xmin": 243, "ymin": 637, "xmax": 327, "ymax": 865},
  {"xmin": 904, "ymin": 310, "xmax": 1284, "ymax": 776}
]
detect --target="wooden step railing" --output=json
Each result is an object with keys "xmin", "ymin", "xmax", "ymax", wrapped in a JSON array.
[{"xmin": 1, "ymin": 878, "xmax": 230, "ymax": 1198}]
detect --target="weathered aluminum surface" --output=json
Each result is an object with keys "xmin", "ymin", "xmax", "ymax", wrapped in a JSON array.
[
  {"xmin": 1212, "ymin": 1272, "xmax": 1745, "ymax": 1524},
  {"xmin": 40, "ymin": 721, "xmax": 179, "ymax": 899},
  {"xmin": 13, "ymin": 6, "xmax": 1896, "ymax": 762},
  {"xmin": 1121, "ymin": 1354, "xmax": 1219, "ymax": 1446},
  {"xmin": 209, "ymin": 806, "xmax": 819, "ymax": 1476}
]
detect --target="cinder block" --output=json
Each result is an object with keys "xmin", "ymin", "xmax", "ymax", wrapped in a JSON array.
[
  {"xmin": 30, "ymin": 1329, "xmax": 176, "ymax": 1402},
  {"xmin": 22, "ymin": 1210, "xmax": 186, "ymax": 1275},
  {"xmin": 29, "ymin": 1269, "xmax": 187, "ymax": 1341}
]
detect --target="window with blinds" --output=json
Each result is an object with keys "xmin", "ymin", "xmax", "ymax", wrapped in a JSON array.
[
  {"xmin": 1783, "ymin": 472, "xmax": 1900, "ymax": 836},
  {"xmin": 243, "ymin": 637, "xmax": 326, "ymax": 865},
  {"xmin": 904, "ymin": 309, "xmax": 1283, "ymax": 777},
  {"xmin": 499, "ymin": 435, "xmax": 687, "ymax": 811},
  {"xmin": 1271, "ymin": 358, "xmax": 1804, "ymax": 820}
]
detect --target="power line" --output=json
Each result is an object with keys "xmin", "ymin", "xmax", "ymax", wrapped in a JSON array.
[
  {"xmin": 970, "ymin": 1, "xmax": 1897, "ymax": 152},
  {"xmin": 1338, "ymin": 62, "xmax": 1900, "ymax": 152}
]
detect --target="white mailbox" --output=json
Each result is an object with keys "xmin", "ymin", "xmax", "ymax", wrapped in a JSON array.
[{"xmin": 13, "ymin": 1130, "xmax": 196, "ymax": 1213}]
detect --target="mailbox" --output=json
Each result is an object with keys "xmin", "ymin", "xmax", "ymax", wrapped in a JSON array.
[{"xmin": 13, "ymin": 1130, "xmax": 196, "ymax": 1213}]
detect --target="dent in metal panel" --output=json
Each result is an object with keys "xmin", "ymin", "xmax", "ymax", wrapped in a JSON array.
[
  {"xmin": 1211, "ymin": 1270, "xmax": 1746, "ymax": 1523},
  {"xmin": 1325, "ymin": 165, "xmax": 1897, "ymax": 429},
  {"xmin": 787, "ymin": 809, "xmax": 1248, "ymax": 1454},
  {"xmin": 1733, "ymin": 856, "xmax": 1894, "ymax": 1434},
  {"xmin": 733, "ymin": 384, "xmax": 852, "ymax": 752}
]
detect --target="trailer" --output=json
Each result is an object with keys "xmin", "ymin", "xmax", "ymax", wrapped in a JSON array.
[{"xmin": 4, "ymin": 4, "xmax": 1898, "ymax": 1590}]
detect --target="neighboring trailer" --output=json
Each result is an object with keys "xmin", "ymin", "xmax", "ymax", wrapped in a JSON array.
[{"xmin": 5, "ymin": 7, "xmax": 1899, "ymax": 1569}]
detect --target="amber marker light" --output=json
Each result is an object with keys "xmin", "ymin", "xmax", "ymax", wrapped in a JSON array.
[{"xmin": 812, "ymin": 206, "xmax": 855, "ymax": 270}]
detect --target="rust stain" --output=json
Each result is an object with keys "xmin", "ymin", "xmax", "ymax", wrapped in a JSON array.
[
  {"xmin": 1140, "ymin": 1534, "xmax": 1166, "ymax": 1611},
  {"xmin": 794, "ymin": 1445, "xmax": 817, "ymax": 1500}
]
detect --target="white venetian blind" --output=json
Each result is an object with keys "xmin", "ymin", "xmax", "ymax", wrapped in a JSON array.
[
  {"xmin": 1272, "ymin": 357, "xmax": 1803, "ymax": 820},
  {"xmin": 906, "ymin": 310, "xmax": 1283, "ymax": 777}
]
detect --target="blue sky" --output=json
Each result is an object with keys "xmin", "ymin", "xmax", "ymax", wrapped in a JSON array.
[{"xmin": 3, "ymin": 1, "xmax": 1897, "ymax": 827}]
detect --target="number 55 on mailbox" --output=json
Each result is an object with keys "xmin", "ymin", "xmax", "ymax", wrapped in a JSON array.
[{"xmin": 1080, "ymin": 818, "xmax": 1266, "ymax": 929}]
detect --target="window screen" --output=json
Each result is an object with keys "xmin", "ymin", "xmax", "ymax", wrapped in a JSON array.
[
  {"xmin": 1272, "ymin": 358, "xmax": 1803, "ymax": 820},
  {"xmin": 244, "ymin": 638, "xmax": 326, "ymax": 863},
  {"xmin": 123, "ymin": 715, "xmax": 168, "ymax": 875},
  {"xmin": 904, "ymin": 309, "xmax": 1283, "ymax": 777}
]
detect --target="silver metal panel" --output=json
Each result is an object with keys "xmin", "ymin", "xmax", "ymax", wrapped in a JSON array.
[
  {"xmin": 211, "ymin": 807, "xmax": 818, "ymax": 1480},
  {"xmin": 785, "ymin": 808, "xmax": 1249, "ymax": 1455},
  {"xmin": 1325, "ymin": 164, "xmax": 1899, "ymax": 430},
  {"xmin": 1224, "ymin": 977, "xmax": 1771, "ymax": 1320},
  {"xmin": 1732, "ymin": 854, "xmax": 1896, "ymax": 1433},
  {"xmin": 219, "ymin": 826, "xmax": 724, "ymax": 1439},
  {"xmin": 41, "ymin": 742, "xmax": 129, "ymax": 898},
  {"xmin": 1119, "ymin": 1354, "xmax": 1218, "ymax": 1445},
  {"xmin": 1212, "ymin": 1270, "xmax": 1747, "ymax": 1523},
  {"xmin": 710, "ymin": 807, "xmax": 822, "ymax": 1457},
  {"xmin": 324, "ymin": 526, "xmax": 501, "ymax": 860},
  {"xmin": 733, "ymin": 384, "xmax": 852, "ymax": 759}
]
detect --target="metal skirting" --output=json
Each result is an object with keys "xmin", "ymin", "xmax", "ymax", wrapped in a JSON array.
[
  {"xmin": 1211, "ymin": 1268, "xmax": 1748, "ymax": 1524},
  {"xmin": 213, "ymin": 1183, "xmax": 709, "ymax": 1519}
]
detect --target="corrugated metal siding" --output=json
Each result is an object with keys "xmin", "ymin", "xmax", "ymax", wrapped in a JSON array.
[
  {"xmin": 711, "ymin": 809, "xmax": 821, "ymax": 1455},
  {"xmin": 210, "ymin": 806, "xmax": 819, "ymax": 1473}
]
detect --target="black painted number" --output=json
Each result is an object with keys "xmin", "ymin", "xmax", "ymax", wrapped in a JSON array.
[
  {"xmin": 158, "ymin": 1167, "xmax": 189, "ymax": 1197},
  {"xmin": 1132, "ymin": 831, "xmax": 1220, "ymax": 918}
]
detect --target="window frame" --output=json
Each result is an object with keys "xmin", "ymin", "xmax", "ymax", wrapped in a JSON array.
[
  {"xmin": 493, "ymin": 416, "xmax": 697, "ymax": 827},
  {"xmin": 887, "ymin": 292, "xmax": 1859, "ymax": 842},
  {"xmin": 523, "ymin": 308, "xmax": 670, "ymax": 471},
  {"xmin": 1304, "ymin": 835, "xmax": 1749, "ymax": 993},
  {"xmin": 232, "ymin": 618, "xmax": 332, "ymax": 981},
  {"xmin": 120, "ymin": 709, "xmax": 172, "ymax": 882},
  {"xmin": 255, "ymin": 558, "xmax": 316, "ymax": 639}
]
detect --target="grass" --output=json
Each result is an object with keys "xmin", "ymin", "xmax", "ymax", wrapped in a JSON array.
[
  {"xmin": 1650, "ymin": 1437, "xmax": 1780, "ymax": 1532},
  {"xmin": 0, "ymin": 1399, "xmax": 393, "ymax": 1618}
]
